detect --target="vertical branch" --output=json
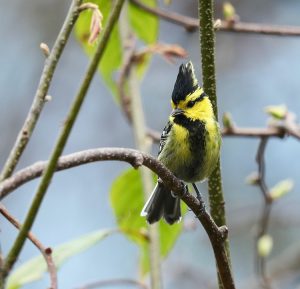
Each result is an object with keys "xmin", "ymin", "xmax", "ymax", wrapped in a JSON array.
[
  {"xmin": 119, "ymin": 6, "xmax": 161, "ymax": 289},
  {"xmin": 128, "ymin": 67, "xmax": 161, "ymax": 289},
  {"xmin": 199, "ymin": 0, "xmax": 226, "ymax": 229},
  {"xmin": 198, "ymin": 0, "xmax": 232, "ymax": 287},
  {"xmin": 0, "ymin": 0, "xmax": 126, "ymax": 286},
  {"xmin": 0, "ymin": 0, "xmax": 83, "ymax": 182}
]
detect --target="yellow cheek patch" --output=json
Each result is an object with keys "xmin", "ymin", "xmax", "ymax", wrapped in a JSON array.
[
  {"xmin": 177, "ymin": 100, "xmax": 187, "ymax": 110},
  {"xmin": 186, "ymin": 97, "xmax": 214, "ymax": 121}
]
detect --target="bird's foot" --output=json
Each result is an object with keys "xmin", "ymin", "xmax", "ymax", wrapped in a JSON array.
[
  {"xmin": 171, "ymin": 182, "xmax": 188, "ymax": 198},
  {"xmin": 192, "ymin": 183, "xmax": 202, "ymax": 202}
]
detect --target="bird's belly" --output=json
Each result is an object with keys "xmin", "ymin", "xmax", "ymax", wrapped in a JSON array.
[{"xmin": 159, "ymin": 121, "xmax": 220, "ymax": 183}]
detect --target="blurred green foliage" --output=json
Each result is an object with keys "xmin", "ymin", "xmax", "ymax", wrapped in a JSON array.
[
  {"xmin": 6, "ymin": 229, "xmax": 116, "ymax": 289},
  {"xmin": 75, "ymin": 0, "xmax": 158, "ymax": 100},
  {"xmin": 110, "ymin": 168, "xmax": 185, "ymax": 275}
]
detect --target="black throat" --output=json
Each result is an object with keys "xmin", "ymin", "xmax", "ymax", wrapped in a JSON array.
[{"xmin": 173, "ymin": 113, "xmax": 203, "ymax": 131}]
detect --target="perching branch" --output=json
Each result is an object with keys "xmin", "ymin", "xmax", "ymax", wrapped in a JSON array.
[
  {"xmin": 0, "ymin": 0, "xmax": 126, "ymax": 284},
  {"xmin": 130, "ymin": 0, "xmax": 300, "ymax": 37},
  {"xmin": 0, "ymin": 148, "xmax": 182, "ymax": 200},
  {"xmin": 0, "ymin": 147, "xmax": 230, "ymax": 286},
  {"xmin": 0, "ymin": 0, "xmax": 83, "ymax": 182},
  {"xmin": 0, "ymin": 204, "xmax": 57, "ymax": 289}
]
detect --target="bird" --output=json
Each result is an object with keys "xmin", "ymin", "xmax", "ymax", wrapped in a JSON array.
[{"xmin": 141, "ymin": 61, "xmax": 221, "ymax": 225}]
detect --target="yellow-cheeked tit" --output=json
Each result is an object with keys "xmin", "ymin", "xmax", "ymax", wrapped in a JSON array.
[{"xmin": 141, "ymin": 61, "xmax": 221, "ymax": 224}]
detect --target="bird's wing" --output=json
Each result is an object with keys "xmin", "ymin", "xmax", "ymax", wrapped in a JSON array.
[{"xmin": 158, "ymin": 121, "xmax": 173, "ymax": 155}]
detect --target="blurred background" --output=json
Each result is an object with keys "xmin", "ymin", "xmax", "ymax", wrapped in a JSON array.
[{"xmin": 1, "ymin": 0, "xmax": 300, "ymax": 288}]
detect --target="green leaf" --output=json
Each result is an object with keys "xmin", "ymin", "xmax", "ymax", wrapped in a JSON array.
[
  {"xmin": 75, "ymin": 0, "xmax": 158, "ymax": 100},
  {"xmin": 223, "ymin": 2, "xmax": 236, "ymax": 21},
  {"xmin": 257, "ymin": 234, "xmax": 273, "ymax": 257},
  {"xmin": 110, "ymin": 168, "xmax": 185, "ymax": 275},
  {"xmin": 270, "ymin": 179, "xmax": 294, "ymax": 200},
  {"xmin": 128, "ymin": 0, "xmax": 158, "ymax": 44},
  {"xmin": 140, "ymin": 205, "xmax": 186, "ymax": 274},
  {"xmin": 163, "ymin": 0, "xmax": 173, "ymax": 5},
  {"xmin": 265, "ymin": 104, "xmax": 287, "ymax": 120},
  {"xmin": 6, "ymin": 229, "xmax": 116, "ymax": 289},
  {"xmin": 222, "ymin": 112, "xmax": 234, "ymax": 130},
  {"xmin": 110, "ymin": 168, "xmax": 147, "ymax": 243},
  {"xmin": 75, "ymin": 0, "xmax": 123, "ymax": 99},
  {"xmin": 128, "ymin": 0, "xmax": 158, "ymax": 79}
]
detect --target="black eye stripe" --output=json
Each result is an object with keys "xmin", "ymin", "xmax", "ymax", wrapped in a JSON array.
[
  {"xmin": 199, "ymin": 92, "xmax": 206, "ymax": 99},
  {"xmin": 186, "ymin": 92, "xmax": 206, "ymax": 108},
  {"xmin": 187, "ymin": 100, "xmax": 196, "ymax": 108}
]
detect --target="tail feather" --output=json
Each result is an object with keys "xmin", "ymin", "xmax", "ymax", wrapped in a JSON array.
[
  {"xmin": 164, "ymin": 193, "xmax": 181, "ymax": 224},
  {"xmin": 141, "ymin": 181, "xmax": 181, "ymax": 225}
]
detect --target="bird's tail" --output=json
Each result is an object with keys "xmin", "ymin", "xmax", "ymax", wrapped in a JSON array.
[{"xmin": 140, "ymin": 181, "xmax": 181, "ymax": 225}]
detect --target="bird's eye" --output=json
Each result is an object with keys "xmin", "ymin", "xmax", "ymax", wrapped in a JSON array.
[{"xmin": 187, "ymin": 100, "xmax": 196, "ymax": 108}]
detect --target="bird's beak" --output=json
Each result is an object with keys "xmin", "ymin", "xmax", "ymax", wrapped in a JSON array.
[{"xmin": 171, "ymin": 108, "xmax": 184, "ymax": 116}]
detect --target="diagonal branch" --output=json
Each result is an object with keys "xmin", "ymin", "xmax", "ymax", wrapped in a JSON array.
[
  {"xmin": 0, "ymin": 0, "xmax": 83, "ymax": 182},
  {"xmin": 130, "ymin": 0, "xmax": 300, "ymax": 37},
  {"xmin": 0, "ymin": 204, "xmax": 57, "ymax": 289}
]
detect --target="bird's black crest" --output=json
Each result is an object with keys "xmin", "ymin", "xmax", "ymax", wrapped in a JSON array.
[{"xmin": 171, "ymin": 61, "xmax": 199, "ymax": 104}]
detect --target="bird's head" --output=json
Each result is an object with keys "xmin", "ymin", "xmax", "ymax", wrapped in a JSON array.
[{"xmin": 171, "ymin": 61, "xmax": 212, "ymax": 120}]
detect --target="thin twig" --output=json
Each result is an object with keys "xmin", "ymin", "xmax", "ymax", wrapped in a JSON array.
[
  {"xmin": 117, "ymin": 43, "xmax": 163, "ymax": 140},
  {"xmin": 255, "ymin": 137, "xmax": 273, "ymax": 289},
  {"xmin": 131, "ymin": 0, "xmax": 198, "ymax": 32},
  {"xmin": 74, "ymin": 278, "xmax": 148, "ymax": 289},
  {"xmin": 220, "ymin": 21, "xmax": 300, "ymax": 37},
  {"xmin": 117, "ymin": 34, "xmax": 136, "ymax": 122},
  {"xmin": 0, "ymin": 204, "xmax": 57, "ymax": 289},
  {"xmin": 130, "ymin": 0, "xmax": 300, "ymax": 37},
  {"xmin": 284, "ymin": 112, "xmax": 300, "ymax": 140},
  {"xmin": 0, "ymin": 0, "xmax": 83, "ymax": 182},
  {"xmin": 150, "ymin": 122, "xmax": 296, "ymax": 144},
  {"xmin": 256, "ymin": 138, "xmax": 270, "ymax": 201},
  {"xmin": 150, "ymin": 126, "xmax": 287, "ymax": 144},
  {"xmin": 118, "ymin": 8, "xmax": 161, "ymax": 285},
  {"xmin": 0, "ymin": 0, "xmax": 126, "ymax": 283},
  {"xmin": 116, "ymin": 37, "xmax": 186, "ymax": 142},
  {"xmin": 222, "ymin": 126, "xmax": 285, "ymax": 138}
]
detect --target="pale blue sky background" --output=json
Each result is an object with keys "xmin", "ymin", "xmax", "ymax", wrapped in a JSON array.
[{"xmin": 1, "ymin": 1, "xmax": 300, "ymax": 288}]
